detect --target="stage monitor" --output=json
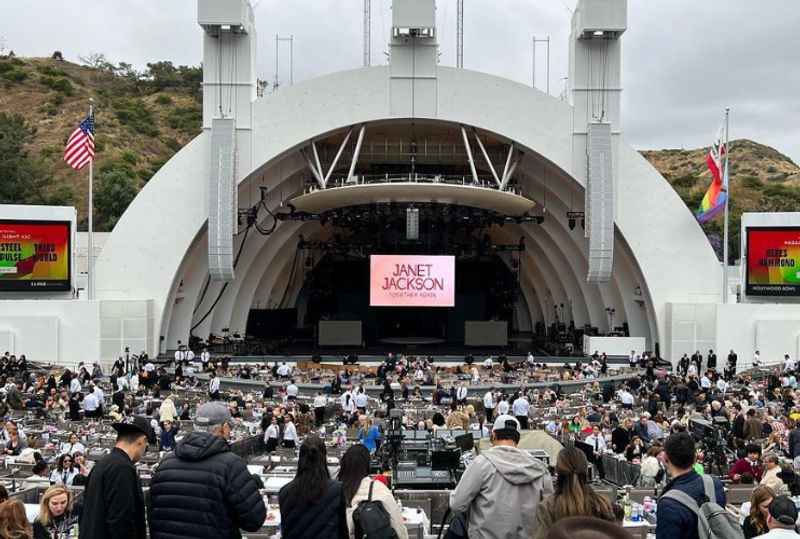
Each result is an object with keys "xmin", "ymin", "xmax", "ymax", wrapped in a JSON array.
[
  {"xmin": 746, "ymin": 227, "xmax": 800, "ymax": 296},
  {"xmin": 0, "ymin": 220, "xmax": 71, "ymax": 292},
  {"xmin": 370, "ymin": 255, "xmax": 455, "ymax": 307}
]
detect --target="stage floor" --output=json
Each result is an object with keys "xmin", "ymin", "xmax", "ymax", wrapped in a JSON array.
[
  {"xmin": 378, "ymin": 337, "xmax": 447, "ymax": 346},
  {"xmin": 158, "ymin": 352, "xmax": 633, "ymax": 367}
]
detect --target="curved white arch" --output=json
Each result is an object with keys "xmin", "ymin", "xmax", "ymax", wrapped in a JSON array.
[{"xmin": 95, "ymin": 65, "xmax": 719, "ymax": 352}]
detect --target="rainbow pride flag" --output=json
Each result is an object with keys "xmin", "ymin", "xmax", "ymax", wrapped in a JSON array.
[{"xmin": 696, "ymin": 128, "xmax": 728, "ymax": 223}]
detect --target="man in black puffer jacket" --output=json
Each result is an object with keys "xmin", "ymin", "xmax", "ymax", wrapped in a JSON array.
[{"xmin": 149, "ymin": 402, "xmax": 266, "ymax": 539}]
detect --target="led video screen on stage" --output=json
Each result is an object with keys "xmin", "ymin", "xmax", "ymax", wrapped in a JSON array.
[
  {"xmin": 370, "ymin": 255, "xmax": 455, "ymax": 307},
  {"xmin": 746, "ymin": 227, "xmax": 800, "ymax": 296},
  {"xmin": 0, "ymin": 220, "xmax": 71, "ymax": 291}
]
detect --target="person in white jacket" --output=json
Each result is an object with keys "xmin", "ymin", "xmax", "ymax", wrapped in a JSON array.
[
  {"xmin": 159, "ymin": 395, "xmax": 177, "ymax": 423},
  {"xmin": 338, "ymin": 444, "xmax": 408, "ymax": 539},
  {"xmin": 59, "ymin": 432, "xmax": 86, "ymax": 457}
]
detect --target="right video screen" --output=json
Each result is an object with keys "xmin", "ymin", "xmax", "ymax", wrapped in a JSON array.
[{"xmin": 745, "ymin": 227, "xmax": 800, "ymax": 296}]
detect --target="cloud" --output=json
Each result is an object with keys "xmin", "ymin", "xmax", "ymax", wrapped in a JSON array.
[{"xmin": 1, "ymin": 0, "xmax": 797, "ymax": 161}]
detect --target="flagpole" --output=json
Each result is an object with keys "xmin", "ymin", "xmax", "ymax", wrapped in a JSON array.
[
  {"xmin": 722, "ymin": 107, "xmax": 730, "ymax": 304},
  {"xmin": 88, "ymin": 98, "xmax": 94, "ymax": 301}
]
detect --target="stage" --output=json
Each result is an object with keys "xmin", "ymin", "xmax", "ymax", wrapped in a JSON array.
[{"xmin": 159, "ymin": 351, "xmax": 634, "ymax": 367}]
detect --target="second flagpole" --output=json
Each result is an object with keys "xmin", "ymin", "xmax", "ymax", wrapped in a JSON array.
[{"xmin": 722, "ymin": 107, "xmax": 730, "ymax": 304}]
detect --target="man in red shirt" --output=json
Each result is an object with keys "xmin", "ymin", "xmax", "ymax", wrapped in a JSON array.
[{"xmin": 728, "ymin": 444, "xmax": 763, "ymax": 482}]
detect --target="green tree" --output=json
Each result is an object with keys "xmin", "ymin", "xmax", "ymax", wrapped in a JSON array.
[
  {"xmin": 0, "ymin": 112, "xmax": 73, "ymax": 205},
  {"xmin": 145, "ymin": 61, "xmax": 201, "ymax": 96},
  {"xmin": 94, "ymin": 168, "xmax": 138, "ymax": 230}
]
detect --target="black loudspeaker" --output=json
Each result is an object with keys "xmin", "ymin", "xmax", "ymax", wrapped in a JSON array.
[
  {"xmin": 622, "ymin": 322, "xmax": 630, "ymax": 337},
  {"xmin": 311, "ymin": 354, "xmax": 322, "ymax": 363},
  {"xmin": 654, "ymin": 342, "xmax": 661, "ymax": 359},
  {"xmin": 464, "ymin": 355, "xmax": 474, "ymax": 365}
]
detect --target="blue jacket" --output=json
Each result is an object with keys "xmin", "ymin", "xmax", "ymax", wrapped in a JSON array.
[
  {"xmin": 359, "ymin": 426, "xmax": 380, "ymax": 453},
  {"xmin": 656, "ymin": 471, "xmax": 726, "ymax": 539}
]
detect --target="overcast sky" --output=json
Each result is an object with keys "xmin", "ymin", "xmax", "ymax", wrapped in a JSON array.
[{"xmin": 2, "ymin": 0, "xmax": 798, "ymax": 162}]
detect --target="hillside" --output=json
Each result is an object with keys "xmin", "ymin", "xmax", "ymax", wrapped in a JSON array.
[
  {"xmin": 0, "ymin": 55, "xmax": 201, "ymax": 230},
  {"xmin": 641, "ymin": 139, "xmax": 800, "ymax": 261},
  {"xmin": 2, "ymin": 55, "xmax": 799, "ymax": 263}
]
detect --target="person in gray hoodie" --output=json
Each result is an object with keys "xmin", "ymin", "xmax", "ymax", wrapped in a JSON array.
[{"xmin": 449, "ymin": 414, "xmax": 554, "ymax": 539}]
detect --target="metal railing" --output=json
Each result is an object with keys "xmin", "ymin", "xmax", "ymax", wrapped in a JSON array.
[{"xmin": 303, "ymin": 173, "xmax": 525, "ymax": 197}]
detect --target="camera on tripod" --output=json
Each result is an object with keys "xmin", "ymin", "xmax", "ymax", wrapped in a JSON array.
[
  {"xmin": 690, "ymin": 416, "xmax": 730, "ymax": 452},
  {"xmin": 690, "ymin": 416, "xmax": 729, "ymax": 438},
  {"xmin": 386, "ymin": 408, "xmax": 405, "ymax": 444}
]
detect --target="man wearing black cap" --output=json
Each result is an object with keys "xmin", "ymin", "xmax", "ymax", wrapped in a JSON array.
[
  {"xmin": 758, "ymin": 495, "xmax": 800, "ymax": 538},
  {"xmin": 80, "ymin": 416, "xmax": 154, "ymax": 539}
]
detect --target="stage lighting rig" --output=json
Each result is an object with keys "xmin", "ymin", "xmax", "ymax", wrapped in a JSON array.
[{"xmin": 238, "ymin": 187, "xmax": 296, "ymax": 236}]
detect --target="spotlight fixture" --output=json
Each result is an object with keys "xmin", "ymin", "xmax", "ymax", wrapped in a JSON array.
[{"xmin": 566, "ymin": 211, "xmax": 585, "ymax": 232}]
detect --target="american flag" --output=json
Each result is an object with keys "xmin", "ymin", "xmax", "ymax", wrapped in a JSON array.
[{"xmin": 63, "ymin": 114, "xmax": 95, "ymax": 171}]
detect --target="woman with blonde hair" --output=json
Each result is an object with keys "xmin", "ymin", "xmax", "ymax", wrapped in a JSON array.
[
  {"xmin": 0, "ymin": 498, "xmax": 33, "ymax": 538},
  {"xmin": 534, "ymin": 447, "xmax": 616, "ymax": 539},
  {"xmin": 741, "ymin": 485, "xmax": 774, "ymax": 539},
  {"xmin": 33, "ymin": 485, "xmax": 80, "ymax": 539}
]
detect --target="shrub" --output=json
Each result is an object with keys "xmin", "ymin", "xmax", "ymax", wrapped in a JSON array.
[
  {"xmin": 155, "ymin": 94, "xmax": 173, "ymax": 106},
  {"xmin": 39, "ymin": 103, "xmax": 57, "ymax": 116},
  {"xmin": 112, "ymin": 98, "xmax": 159, "ymax": 137},
  {"xmin": 166, "ymin": 106, "xmax": 201, "ymax": 135},
  {"xmin": 671, "ymin": 174, "xmax": 697, "ymax": 189},
  {"xmin": 162, "ymin": 137, "xmax": 181, "ymax": 152},
  {"xmin": 741, "ymin": 175, "xmax": 761, "ymax": 189},
  {"xmin": 767, "ymin": 173, "xmax": 788, "ymax": 182},
  {"xmin": 98, "ymin": 160, "xmax": 135, "ymax": 176},
  {"xmin": 36, "ymin": 65, "xmax": 67, "ymax": 77},
  {"xmin": 121, "ymin": 151, "xmax": 138, "ymax": 165},
  {"xmin": 141, "ymin": 157, "xmax": 169, "ymax": 182},
  {"xmin": 766, "ymin": 165, "xmax": 777, "ymax": 173},
  {"xmin": 2, "ymin": 69, "xmax": 28, "ymax": 82},
  {"xmin": 40, "ymin": 76, "xmax": 74, "ymax": 95}
]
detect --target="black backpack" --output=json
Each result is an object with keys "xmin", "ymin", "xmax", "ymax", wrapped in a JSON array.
[{"xmin": 353, "ymin": 481, "xmax": 399, "ymax": 539}]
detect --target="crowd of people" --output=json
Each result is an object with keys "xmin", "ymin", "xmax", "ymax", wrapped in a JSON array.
[{"xmin": 1, "ymin": 346, "xmax": 800, "ymax": 538}]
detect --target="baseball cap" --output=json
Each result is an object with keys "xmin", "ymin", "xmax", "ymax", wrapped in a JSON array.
[
  {"xmin": 492, "ymin": 414, "xmax": 521, "ymax": 433},
  {"xmin": 195, "ymin": 401, "xmax": 232, "ymax": 427},
  {"xmin": 769, "ymin": 495, "xmax": 799, "ymax": 527},
  {"xmin": 112, "ymin": 415, "xmax": 156, "ymax": 445}
]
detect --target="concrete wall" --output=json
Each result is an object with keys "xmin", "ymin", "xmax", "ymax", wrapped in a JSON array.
[
  {"xmin": 666, "ymin": 301, "xmax": 800, "ymax": 368},
  {"xmin": 0, "ymin": 300, "xmax": 99, "ymax": 367},
  {"xmin": 0, "ymin": 299, "xmax": 154, "ymax": 368},
  {"xmin": 716, "ymin": 303, "xmax": 800, "ymax": 368}
]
